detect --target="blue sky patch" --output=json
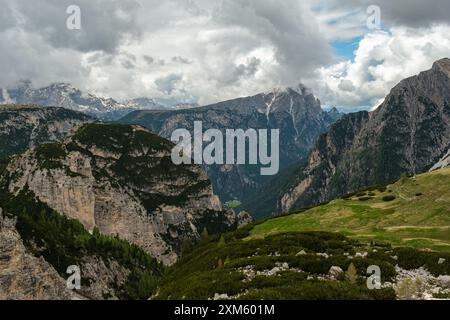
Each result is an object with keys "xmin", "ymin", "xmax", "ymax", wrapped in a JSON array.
[{"xmin": 331, "ymin": 36, "xmax": 363, "ymax": 61}]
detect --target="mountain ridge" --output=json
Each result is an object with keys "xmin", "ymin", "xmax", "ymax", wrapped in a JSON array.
[
  {"xmin": 0, "ymin": 104, "xmax": 93, "ymax": 159},
  {"xmin": 120, "ymin": 84, "xmax": 339, "ymax": 208},
  {"xmin": 0, "ymin": 81, "xmax": 199, "ymax": 120},
  {"xmin": 277, "ymin": 58, "xmax": 450, "ymax": 213},
  {"xmin": 2, "ymin": 123, "xmax": 244, "ymax": 265}
]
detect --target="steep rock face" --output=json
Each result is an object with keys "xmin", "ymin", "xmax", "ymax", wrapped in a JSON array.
[
  {"xmin": 0, "ymin": 105, "xmax": 93, "ymax": 158},
  {"xmin": 0, "ymin": 196, "xmax": 165, "ymax": 300},
  {"xmin": 0, "ymin": 209, "xmax": 79, "ymax": 300},
  {"xmin": 279, "ymin": 58, "xmax": 450, "ymax": 212},
  {"xmin": 120, "ymin": 85, "xmax": 337, "ymax": 208},
  {"xmin": 5, "ymin": 124, "xmax": 237, "ymax": 265},
  {"xmin": 279, "ymin": 111, "xmax": 370, "ymax": 211},
  {"xmin": 430, "ymin": 148, "xmax": 450, "ymax": 171}
]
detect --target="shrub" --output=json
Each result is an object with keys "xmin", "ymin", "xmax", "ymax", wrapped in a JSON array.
[
  {"xmin": 239, "ymin": 281, "xmax": 395, "ymax": 300},
  {"xmin": 233, "ymin": 225, "xmax": 252, "ymax": 239},
  {"xmin": 433, "ymin": 292, "xmax": 450, "ymax": 299},
  {"xmin": 395, "ymin": 277, "xmax": 426, "ymax": 300},
  {"xmin": 382, "ymin": 195, "xmax": 396, "ymax": 202},
  {"xmin": 35, "ymin": 143, "xmax": 66, "ymax": 169},
  {"xmin": 356, "ymin": 192, "xmax": 367, "ymax": 197},
  {"xmin": 394, "ymin": 247, "xmax": 450, "ymax": 276},
  {"xmin": 346, "ymin": 263, "xmax": 358, "ymax": 284}
]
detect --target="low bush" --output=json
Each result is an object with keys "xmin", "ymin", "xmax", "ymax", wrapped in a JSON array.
[
  {"xmin": 394, "ymin": 247, "xmax": 450, "ymax": 276},
  {"xmin": 356, "ymin": 192, "xmax": 367, "ymax": 197},
  {"xmin": 382, "ymin": 195, "xmax": 396, "ymax": 202},
  {"xmin": 238, "ymin": 281, "xmax": 396, "ymax": 300}
]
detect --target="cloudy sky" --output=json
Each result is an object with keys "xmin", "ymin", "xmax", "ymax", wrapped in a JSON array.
[{"xmin": 1, "ymin": 0, "xmax": 450, "ymax": 109}]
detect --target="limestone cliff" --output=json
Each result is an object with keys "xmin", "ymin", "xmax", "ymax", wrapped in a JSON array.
[
  {"xmin": 0, "ymin": 209, "xmax": 80, "ymax": 300},
  {"xmin": 5, "ymin": 123, "xmax": 239, "ymax": 265}
]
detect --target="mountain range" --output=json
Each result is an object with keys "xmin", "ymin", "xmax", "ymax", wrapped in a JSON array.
[
  {"xmin": 120, "ymin": 85, "xmax": 341, "ymax": 208},
  {"xmin": 0, "ymin": 81, "xmax": 343, "ymax": 215},
  {"xmin": 0, "ymin": 81, "xmax": 198, "ymax": 121},
  {"xmin": 1, "ymin": 59, "xmax": 450, "ymax": 300}
]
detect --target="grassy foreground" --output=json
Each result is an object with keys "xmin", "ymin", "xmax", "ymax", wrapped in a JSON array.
[
  {"xmin": 249, "ymin": 167, "xmax": 450, "ymax": 252},
  {"xmin": 155, "ymin": 168, "xmax": 450, "ymax": 300}
]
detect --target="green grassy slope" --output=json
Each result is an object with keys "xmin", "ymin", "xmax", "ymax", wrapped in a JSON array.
[
  {"xmin": 249, "ymin": 168, "xmax": 450, "ymax": 252},
  {"xmin": 154, "ymin": 168, "xmax": 450, "ymax": 300},
  {"xmin": 155, "ymin": 229, "xmax": 450, "ymax": 300}
]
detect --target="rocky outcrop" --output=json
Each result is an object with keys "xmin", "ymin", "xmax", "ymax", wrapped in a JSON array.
[
  {"xmin": 430, "ymin": 148, "xmax": 450, "ymax": 171},
  {"xmin": 236, "ymin": 211, "xmax": 253, "ymax": 228},
  {"xmin": 4, "ymin": 124, "xmax": 238, "ymax": 265},
  {"xmin": 0, "ymin": 209, "xmax": 79, "ymax": 300},
  {"xmin": 0, "ymin": 104, "xmax": 93, "ymax": 158},
  {"xmin": 279, "ymin": 58, "xmax": 450, "ymax": 212},
  {"xmin": 0, "ymin": 205, "xmax": 162, "ymax": 300},
  {"xmin": 120, "ymin": 85, "xmax": 338, "ymax": 214}
]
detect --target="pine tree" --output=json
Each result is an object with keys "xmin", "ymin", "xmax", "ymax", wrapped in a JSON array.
[
  {"xmin": 217, "ymin": 235, "xmax": 226, "ymax": 248},
  {"xmin": 200, "ymin": 227, "xmax": 209, "ymax": 239}
]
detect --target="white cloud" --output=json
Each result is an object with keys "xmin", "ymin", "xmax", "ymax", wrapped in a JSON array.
[
  {"xmin": 0, "ymin": 0, "xmax": 333, "ymax": 105},
  {"xmin": 307, "ymin": 25, "xmax": 450, "ymax": 109},
  {"xmin": 1, "ymin": 0, "xmax": 450, "ymax": 108}
]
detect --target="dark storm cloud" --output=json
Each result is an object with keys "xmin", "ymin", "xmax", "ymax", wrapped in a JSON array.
[
  {"xmin": 172, "ymin": 56, "xmax": 193, "ymax": 64},
  {"xmin": 219, "ymin": 57, "xmax": 262, "ymax": 86},
  {"xmin": 375, "ymin": 0, "xmax": 450, "ymax": 27},
  {"xmin": 214, "ymin": 0, "xmax": 332, "ymax": 82},
  {"xmin": 143, "ymin": 55, "xmax": 155, "ymax": 65}
]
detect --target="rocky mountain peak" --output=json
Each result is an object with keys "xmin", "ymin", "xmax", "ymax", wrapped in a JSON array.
[
  {"xmin": 278, "ymin": 58, "xmax": 450, "ymax": 213},
  {"xmin": 47, "ymin": 82, "xmax": 77, "ymax": 91},
  {"xmin": 432, "ymin": 58, "xmax": 450, "ymax": 76},
  {"xmin": 258, "ymin": 83, "xmax": 322, "ymax": 117},
  {"xmin": 263, "ymin": 83, "xmax": 315, "ymax": 101},
  {"xmin": 120, "ymin": 83, "xmax": 336, "ymax": 216},
  {"xmin": 123, "ymin": 97, "xmax": 164, "ymax": 110}
]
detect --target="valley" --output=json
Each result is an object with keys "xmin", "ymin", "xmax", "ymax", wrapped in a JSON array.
[
  {"xmin": 120, "ymin": 85, "xmax": 339, "ymax": 208},
  {"xmin": 2, "ymin": 0, "xmax": 450, "ymax": 305},
  {"xmin": 1, "ymin": 60, "xmax": 450, "ymax": 301}
]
